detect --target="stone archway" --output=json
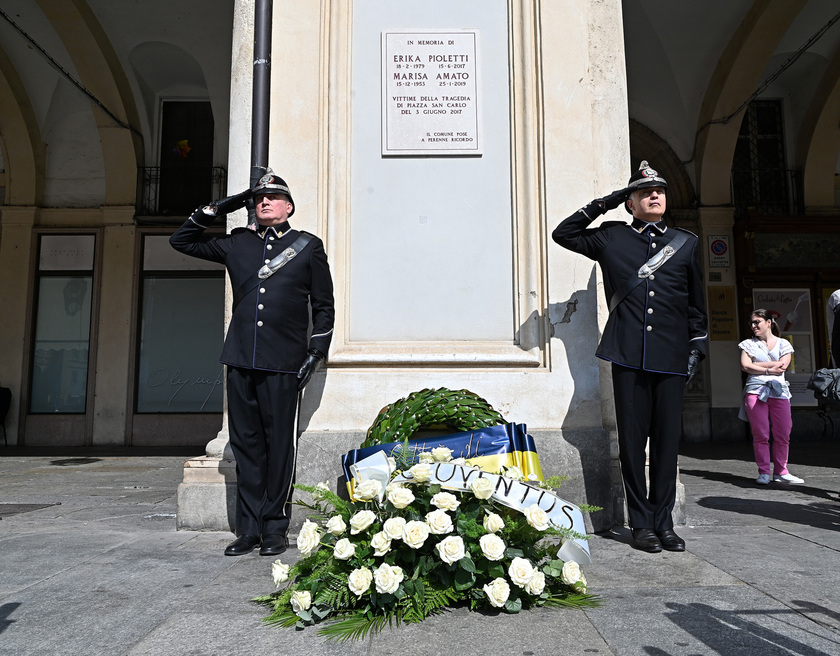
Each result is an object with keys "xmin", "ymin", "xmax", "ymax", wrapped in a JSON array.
[
  {"xmin": 695, "ymin": 0, "xmax": 805, "ymax": 207},
  {"xmin": 798, "ymin": 46, "xmax": 840, "ymax": 213}
]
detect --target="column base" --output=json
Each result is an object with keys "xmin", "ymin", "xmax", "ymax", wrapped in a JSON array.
[{"xmin": 175, "ymin": 456, "xmax": 237, "ymax": 532}]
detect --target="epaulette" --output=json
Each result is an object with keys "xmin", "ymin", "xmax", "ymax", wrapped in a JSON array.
[{"xmin": 674, "ymin": 226, "xmax": 699, "ymax": 238}]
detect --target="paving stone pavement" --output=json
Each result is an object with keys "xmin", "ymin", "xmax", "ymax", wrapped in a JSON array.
[{"xmin": 0, "ymin": 440, "xmax": 838, "ymax": 656}]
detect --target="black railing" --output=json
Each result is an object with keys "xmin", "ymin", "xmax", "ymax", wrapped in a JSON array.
[
  {"xmin": 137, "ymin": 166, "xmax": 227, "ymax": 217},
  {"xmin": 731, "ymin": 168, "xmax": 802, "ymax": 217}
]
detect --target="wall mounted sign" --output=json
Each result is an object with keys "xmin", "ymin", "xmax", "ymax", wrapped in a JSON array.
[
  {"xmin": 707, "ymin": 235, "xmax": 730, "ymax": 268},
  {"xmin": 707, "ymin": 285, "xmax": 737, "ymax": 341},
  {"xmin": 381, "ymin": 29, "xmax": 481, "ymax": 156}
]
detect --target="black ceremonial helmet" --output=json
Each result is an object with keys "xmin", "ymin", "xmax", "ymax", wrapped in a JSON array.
[
  {"xmin": 253, "ymin": 170, "xmax": 295, "ymax": 217},
  {"xmin": 625, "ymin": 160, "xmax": 667, "ymax": 213}
]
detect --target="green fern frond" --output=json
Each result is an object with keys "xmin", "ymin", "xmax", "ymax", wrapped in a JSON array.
[{"xmin": 316, "ymin": 611, "xmax": 396, "ymax": 643}]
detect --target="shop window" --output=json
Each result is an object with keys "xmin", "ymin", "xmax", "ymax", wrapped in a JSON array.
[
  {"xmin": 30, "ymin": 235, "xmax": 95, "ymax": 413},
  {"xmin": 136, "ymin": 236, "xmax": 224, "ymax": 412}
]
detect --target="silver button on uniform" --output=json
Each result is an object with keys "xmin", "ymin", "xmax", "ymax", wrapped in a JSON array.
[
  {"xmin": 267, "ymin": 244, "xmax": 273, "ymax": 250},
  {"xmin": 258, "ymin": 304, "xmax": 264, "ymax": 310},
  {"xmin": 260, "ymin": 287, "xmax": 266, "ymax": 293},
  {"xmin": 647, "ymin": 308, "xmax": 654, "ymax": 314},
  {"xmin": 257, "ymin": 321, "xmax": 264, "ymax": 327},
  {"xmin": 646, "ymin": 325, "xmax": 653, "ymax": 332}
]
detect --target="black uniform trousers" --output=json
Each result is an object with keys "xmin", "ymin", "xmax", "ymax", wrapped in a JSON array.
[
  {"xmin": 612, "ymin": 363, "xmax": 685, "ymax": 531},
  {"xmin": 226, "ymin": 366, "xmax": 299, "ymax": 537}
]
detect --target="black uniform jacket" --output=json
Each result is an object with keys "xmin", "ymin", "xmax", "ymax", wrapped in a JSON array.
[
  {"xmin": 170, "ymin": 210, "xmax": 335, "ymax": 373},
  {"xmin": 553, "ymin": 210, "xmax": 707, "ymax": 375}
]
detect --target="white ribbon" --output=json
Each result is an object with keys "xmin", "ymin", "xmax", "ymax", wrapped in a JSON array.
[{"xmin": 352, "ymin": 452, "xmax": 591, "ymax": 565}]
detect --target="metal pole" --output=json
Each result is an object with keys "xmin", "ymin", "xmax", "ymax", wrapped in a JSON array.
[{"xmin": 249, "ymin": 0, "xmax": 273, "ymax": 224}]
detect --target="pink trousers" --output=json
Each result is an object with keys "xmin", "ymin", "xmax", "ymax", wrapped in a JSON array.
[{"xmin": 743, "ymin": 394, "xmax": 792, "ymax": 476}]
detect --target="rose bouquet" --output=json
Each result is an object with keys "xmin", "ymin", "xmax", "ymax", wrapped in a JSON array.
[{"xmin": 255, "ymin": 449, "xmax": 599, "ymax": 642}]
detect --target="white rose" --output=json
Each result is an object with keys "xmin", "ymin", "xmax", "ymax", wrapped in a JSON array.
[
  {"xmin": 504, "ymin": 466, "xmax": 525, "ymax": 481},
  {"xmin": 370, "ymin": 531, "xmax": 392, "ymax": 556},
  {"xmin": 349, "ymin": 509, "xmax": 377, "ymax": 535},
  {"xmin": 271, "ymin": 560, "xmax": 290, "ymax": 586},
  {"xmin": 418, "ymin": 451, "xmax": 435, "ymax": 464},
  {"xmin": 382, "ymin": 516, "xmax": 407, "ymax": 540},
  {"xmin": 374, "ymin": 563, "xmax": 405, "ymax": 594},
  {"xmin": 435, "ymin": 535, "xmax": 466, "ymax": 564},
  {"xmin": 325, "ymin": 514, "xmax": 346, "ymax": 536},
  {"xmin": 525, "ymin": 570, "xmax": 546, "ymax": 595},
  {"xmin": 354, "ymin": 479, "xmax": 382, "ymax": 501},
  {"xmin": 470, "ymin": 477, "xmax": 494, "ymax": 500},
  {"xmin": 296, "ymin": 520, "xmax": 321, "ymax": 556},
  {"xmin": 408, "ymin": 463, "xmax": 432, "ymax": 483},
  {"xmin": 347, "ymin": 567, "xmax": 372, "ymax": 597},
  {"xmin": 425, "ymin": 509, "xmax": 454, "ymax": 535},
  {"xmin": 508, "ymin": 556, "xmax": 536, "ymax": 588},
  {"xmin": 430, "ymin": 491, "xmax": 460, "ymax": 511},
  {"xmin": 290, "ymin": 590, "xmax": 311, "ymax": 613},
  {"xmin": 483, "ymin": 512, "xmax": 505, "ymax": 533},
  {"xmin": 314, "ymin": 482, "xmax": 330, "ymax": 496},
  {"xmin": 387, "ymin": 485, "xmax": 415, "ymax": 509},
  {"xmin": 451, "ymin": 457, "xmax": 467, "ymax": 466},
  {"xmin": 333, "ymin": 537, "xmax": 356, "ymax": 560},
  {"xmin": 479, "ymin": 533, "xmax": 506, "ymax": 561},
  {"xmin": 523, "ymin": 505, "xmax": 550, "ymax": 531},
  {"xmin": 483, "ymin": 577, "xmax": 510, "ymax": 608},
  {"xmin": 402, "ymin": 520, "xmax": 431, "ymax": 549},
  {"xmin": 431, "ymin": 446, "xmax": 453, "ymax": 462},
  {"xmin": 561, "ymin": 561, "xmax": 584, "ymax": 586}
]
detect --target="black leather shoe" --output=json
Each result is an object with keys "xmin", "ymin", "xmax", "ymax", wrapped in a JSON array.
[
  {"xmin": 224, "ymin": 534, "xmax": 260, "ymax": 556},
  {"xmin": 656, "ymin": 529, "xmax": 686, "ymax": 552},
  {"xmin": 631, "ymin": 528, "xmax": 663, "ymax": 553},
  {"xmin": 259, "ymin": 533, "xmax": 289, "ymax": 556}
]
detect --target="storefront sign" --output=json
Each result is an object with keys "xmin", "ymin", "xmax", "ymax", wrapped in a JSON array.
[
  {"xmin": 381, "ymin": 30, "xmax": 481, "ymax": 156},
  {"xmin": 752, "ymin": 288, "xmax": 817, "ymax": 406},
  {"xmin": 708, "ymin": 286, "xmax": 737, "ymax": 341}
]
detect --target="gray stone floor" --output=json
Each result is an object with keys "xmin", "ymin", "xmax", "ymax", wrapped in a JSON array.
[{"xmin": 1, "ymin": 440, "xmax": 839, "ymax": 655}]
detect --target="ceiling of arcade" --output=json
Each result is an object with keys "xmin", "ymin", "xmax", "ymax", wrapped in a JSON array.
[
  {"xmin": 0, "ymin": 1, "xmax": 837, "ymax": 216},
  {"xmin": 624, "ymin": 0, "xmax": 840, "ymax": 214},
  {"xmin": 0, "ymin": 0, "xmax": 232, "ymax": 209}
]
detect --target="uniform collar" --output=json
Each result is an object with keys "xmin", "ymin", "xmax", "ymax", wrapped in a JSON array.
[
  {"xmin": 631, "ymin": 218, "xmax": 667, "ymax": 234},
  {"xmin": 255, "ymin": 223, "xmax": 292, "ymax": 239}
]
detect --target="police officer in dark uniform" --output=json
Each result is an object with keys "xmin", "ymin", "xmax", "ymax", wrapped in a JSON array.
[
  {"xmin": 552, "ymin": 161, "xmax": 707, "ymax": 553},
  {"xmin": 170, "ymin": 172, "xmax": 334, "ymax": 556}
]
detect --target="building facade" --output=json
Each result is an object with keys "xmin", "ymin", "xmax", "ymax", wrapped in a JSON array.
[{"xmin": 1, "ymin": 1, "xmax": 839, "ymax": 528}]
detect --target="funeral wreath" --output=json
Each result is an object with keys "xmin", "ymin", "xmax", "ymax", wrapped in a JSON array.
[{"xmin": 255, "ymin": 452, "xmax": 600, "ymax": 641}]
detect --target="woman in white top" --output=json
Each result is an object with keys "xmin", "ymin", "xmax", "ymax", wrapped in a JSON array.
[{"xmin": 738, "ymin": 308, "xmax": 804, "ymax": 485}]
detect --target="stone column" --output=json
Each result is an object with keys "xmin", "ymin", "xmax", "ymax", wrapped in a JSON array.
[{"xmin": 0, "ymin": 207, "xmax": 36, "ymax": 445}]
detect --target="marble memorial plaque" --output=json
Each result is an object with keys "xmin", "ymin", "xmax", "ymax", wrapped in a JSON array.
[{"xmin": 381, "ymin": 29, "xmax": 481, "ymax": 156}]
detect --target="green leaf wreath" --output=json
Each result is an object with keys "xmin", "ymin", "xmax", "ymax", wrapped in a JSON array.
[
  {"xmin": 362, "ymin": 387, "xmax": 506, "ymax": 448},
  {"xmin": 255, "ymin": 389, "xmax": 600, "ymax": 641}
]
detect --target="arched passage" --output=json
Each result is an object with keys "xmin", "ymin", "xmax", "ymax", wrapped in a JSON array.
[
  {"xmin": 798, "ymin": 44, "xmax": 840, "ymax": 212},
  {"xmin": 37, "ymin": 0, "xmax": 143, "ymax": 205},
  {"xmin": 695, "ymin": 0, "xmax": 805, "ymax": 206}
]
